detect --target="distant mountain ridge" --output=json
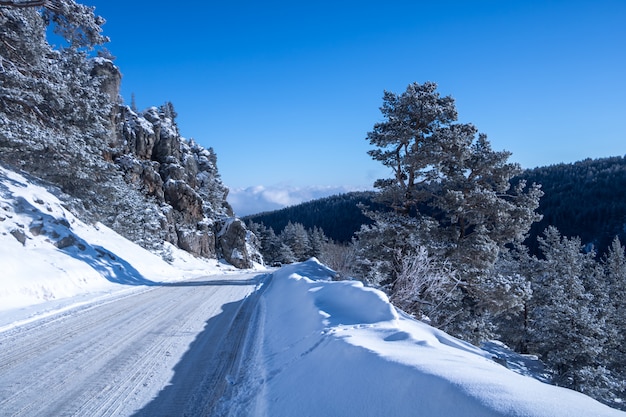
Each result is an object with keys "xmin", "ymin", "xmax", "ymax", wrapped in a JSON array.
[
  {"xmin": 244, "ymin": 191, "xmax": 385, "ymax": 243},
  {"xmin": 247, "ymin": 156, "xmax": 626, "ymax": 253}
]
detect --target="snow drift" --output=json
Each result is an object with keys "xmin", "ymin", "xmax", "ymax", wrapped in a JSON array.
[{"xmin": 230, "ymin": 259, "xmax": 626, "ymax": 417}]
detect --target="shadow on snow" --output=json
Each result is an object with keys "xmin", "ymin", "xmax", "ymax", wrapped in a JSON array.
[
  {"xmin": 132, "ymin": 274, "xmax": 268, "ymax": 416},
  {"xmin": 6, "ymin": 190, "xmax": 255, "ymax": 287}
]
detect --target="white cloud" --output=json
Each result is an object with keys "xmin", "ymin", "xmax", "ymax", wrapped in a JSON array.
[{"xmin": 228, "ymin": 185, "xmax": 370, "ymax": 217}]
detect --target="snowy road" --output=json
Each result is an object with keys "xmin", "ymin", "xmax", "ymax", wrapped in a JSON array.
[{"xmin": 0, "ymin": 272, "xmax": 268, "ymax": 417}]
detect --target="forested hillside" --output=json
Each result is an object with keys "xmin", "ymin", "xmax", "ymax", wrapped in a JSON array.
[
  {"xmin": 248, "ymin": 156, "xmax": 626, "ymax": 255},
  {"xmin": 519, "ymin": 156, "xmax": 626, "ymax": 255},
  {"xmin": 245, "ymin": 191, "xmax": 384, "ymax": 243}
]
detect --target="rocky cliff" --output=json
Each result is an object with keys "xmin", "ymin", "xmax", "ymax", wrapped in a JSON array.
[
  {"xmin": 111, "ymin": 99, "xmax": 263, "ymax": 267},
  {"xmin": 0, "ymin": 52, "xmax": 261, "ymax": 268}
]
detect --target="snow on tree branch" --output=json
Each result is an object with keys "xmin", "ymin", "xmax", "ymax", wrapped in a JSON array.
[
  {"xmin": 0, "ymin": 0, "xmax": 108, "ymax": 49},
  {"xmin": 0, "ymin": 0, "xmax": 59, "ymax": 12}
]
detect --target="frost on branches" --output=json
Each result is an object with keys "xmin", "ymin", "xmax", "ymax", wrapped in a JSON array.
[
  {"xmin": 356, "ymin": 81, "xmax": 626, "ymax": 409},
  {"xmin": 0, "ymin": 1, "xmax": 260, "ymax": 267},
  {"xmin": 359, "ymin": 82, "xmax": 543, "ymax": 341}
]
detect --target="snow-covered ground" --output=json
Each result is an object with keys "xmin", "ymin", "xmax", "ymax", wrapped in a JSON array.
[
  {"xmin": 1, "ymin": 164, "xmax": 625, "ymax": 416},
  {"xmin": 0, "ymin": 164, "xmax": 248, "ymax": 328},
  {"xmin": 229, "ymin": 260, "xmax": 625, "ymax": 416}
]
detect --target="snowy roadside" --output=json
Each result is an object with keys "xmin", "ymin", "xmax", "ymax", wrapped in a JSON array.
[
  {"xmin": 0, "ymin": 260, "xmax": 260, "ymax": 332},
  {"xmin": 0, "ymin": 165, "xmax": 262, "ymax": 331},
  {"xmin": 225, "ymin": 259, "xmax": 626, "ymax": 417}
]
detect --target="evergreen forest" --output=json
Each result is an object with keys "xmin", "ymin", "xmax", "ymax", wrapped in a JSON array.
[{"xmin": 248, "ymin": 155, "xmax": 626, "ymax": 255}]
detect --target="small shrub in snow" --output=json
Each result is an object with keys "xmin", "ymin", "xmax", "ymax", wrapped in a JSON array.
[{"xmin": 390, "ymin": 247, "xmax": 460, "ymax": 327}]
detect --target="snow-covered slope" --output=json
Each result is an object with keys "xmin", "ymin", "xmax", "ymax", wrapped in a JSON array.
[
  {"xmin": 230, "ymin": 259, "xmax": 626, "ymax": 417},
  {"xmin": 0, "ymin": 165, "xmax": 232, "ymax": 323}
]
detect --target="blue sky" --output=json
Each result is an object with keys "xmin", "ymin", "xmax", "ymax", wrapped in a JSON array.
[{"xmin": 84, "ymin": 0, "xmax": 625, "ymax": 193}]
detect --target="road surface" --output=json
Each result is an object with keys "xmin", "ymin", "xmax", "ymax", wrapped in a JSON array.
[{"xmin": 0, "ymin": 272, "xmax": 268, "ymax": 417}]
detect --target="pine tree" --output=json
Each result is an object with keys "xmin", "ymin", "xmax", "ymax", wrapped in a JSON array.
[
  {"xmin": 528, "ymin": 227, "xmax": 606, "ymax": 391},
  {"xmin": 130, "ymin": 93, "xmax": 138, "ymax": 112},
  {"xmin": 362, "ymin": 82, "xmax": 543, "ymax": 341},
  {"xmin": 366, "ymin": 81, "xmax": 457, "ymax": 214},
  {"xmin": 354, "ymin": 209, "xmax": 425, "ymax": 287},
  {"xmin": 601, "ymin": 237, "xmax": 626, "ymax": 396},
  {"xmin": 488, "ymin": 244, "xmax": 535, "ymax": 353},
  {"xmin": 0, "ymin": 0, "xmax": 108, "ymax": 49},
  {"xmin": 247, "ymin": 221, "xmax": 295, "ymax": 265},
  {"xmin": 160, "ymin": 101, "xmax": 178, "ymax": 123},
  {"xmin": 280, "ymin": 221, "xmax": 312, "ymax": 262},
  {"xmin": 0, "ymin": 1, "xmax": 110, "ymax": 131},
  {"xmin": 307, "ymin": 226, "xmax": 328, "ymax": 259}
]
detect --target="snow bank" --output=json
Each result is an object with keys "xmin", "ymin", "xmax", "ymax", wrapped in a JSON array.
[{"xmin": 234, "ymin": 258, "xmax": 625, "ymax": 417}]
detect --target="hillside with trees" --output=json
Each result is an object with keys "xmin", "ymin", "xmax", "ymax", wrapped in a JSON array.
[
  {"xmin": 245, "ymin": 191, "xmax": 386, "ymax": 243},
  {"xmin": 0, "ymin": 0, "xmax": 260, "ymax": 267},
  {"xmin": 519, "ymin": 156, "xmax": 626, "ymax": 256},
  {"xmin": 248, "ymin": 156, "xmax": 626, "ymax": 256},
  {"xmin": 248, "ymin": 83, "xmax": 626, "ymax": 410}
]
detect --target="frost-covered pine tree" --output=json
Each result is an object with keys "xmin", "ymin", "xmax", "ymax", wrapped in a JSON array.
[
  {"xmin": 248, "ymin": 221, "xmax": 295, "ymax": 265},
  {"xmin": 529, "ymin": 227, "xmax": 607, "ymax": 392},
  {"xmin": 354, "ymin": 209, "xmax": 426, "ymax": 287},
  {"xmin": 600, "ymin": 237, "xmax": 626, "ymax": 402},
  {"xmin": 366, "ymin": 81, "xmax": 457, "ymax": 214},
  {"xmin": 280, "ymin": 221, "xmax": 312, "ymax": 262},
  {"xmin": 0, "ymin": 0, "xmax": 111, "ymax": 136},
  {"xmin": 0, "ymin": 0, "xmax": 108, "ymax": 46},
  {"xmin": 0, "ymin": 0, "xmax": 111, "ymax": 166},
  {"xmin": 361, "ymin": 82, "xmax": 543, "ymax": 341},
  {"xmin": 0, "ymin": 0, "xmax": 108, "ymax": 107},
  {"xmin": 487, "ymin": 243, "xmax": 535, "ymax": 353},
  {"xmin": 307, "ymin": 226, "xmax": 328, "ymax": 259}
]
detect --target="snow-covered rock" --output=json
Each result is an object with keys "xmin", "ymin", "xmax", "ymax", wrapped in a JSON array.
[
  {"xmin": 0, "ymin": 17, "xmax": 260, "ymax": 267},
  {"xmin": 217, "ymin": 217, "xmax": 263, "ymax": 268}
]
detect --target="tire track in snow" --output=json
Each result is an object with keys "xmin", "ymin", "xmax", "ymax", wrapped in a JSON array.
[
  {"xmin": 133, "ymin": 273, "xmax": 272, "ymax": 417},
  {"xmin": 1, "ymin": 286, "xmax": 191, "ymax": 416},
  {"xmin": 0, "ymin": 273, "xmax": 262, "ymax": 417}
]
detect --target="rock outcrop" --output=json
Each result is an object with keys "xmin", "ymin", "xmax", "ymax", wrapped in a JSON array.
[
  {"xmin": 90, "ymin": 58, "xmax": 122, "ymax": 104},
  {"xmin": 218, "ymin": 218, "xmax": 263, "ymax": 269},
  {"xmin": 108, "ymin": 90, "xmax": 262, "ymax": 267},
  {"xmin": 0, "ymin": 56, "xmax": 262, "ymax": 268},
  {"xmin": 111, "ymin": 101, "xmax": 264, "ymax": 266}
]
